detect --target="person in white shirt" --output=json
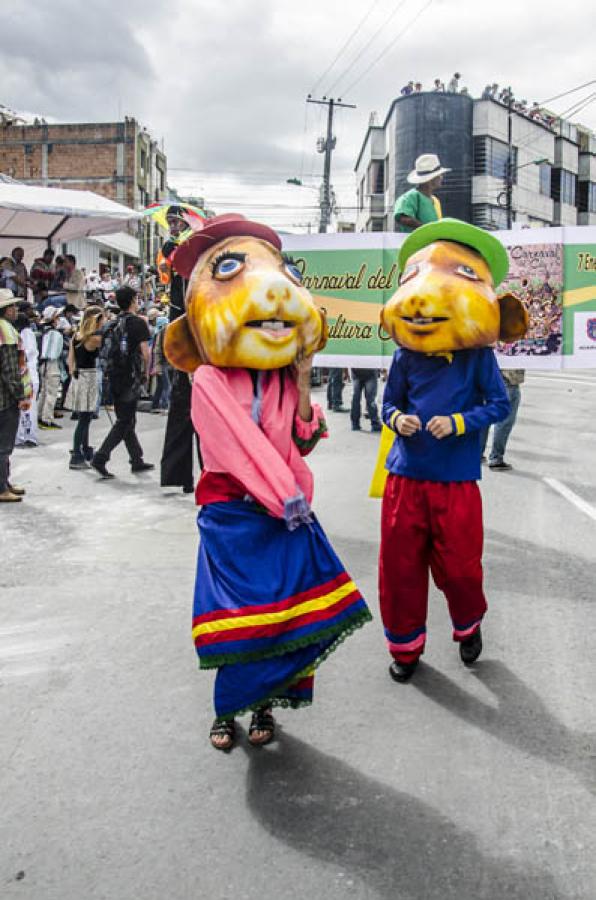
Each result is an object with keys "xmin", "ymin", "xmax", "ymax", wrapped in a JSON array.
[
  {"xmin": 15, "ymin": 312, "xmax": 39, "ymax": 447},
  {"xmin": 38, "ymin": 306, "xmax": 64, "ymax": 429},
  {"xmin": 63, "ymin": 254, "xmax": 86, "ymax": 310}
]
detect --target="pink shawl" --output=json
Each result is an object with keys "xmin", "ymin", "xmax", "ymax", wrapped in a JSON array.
[{"xmin": 191, "ymin": 366, "xmax": 327, "ymax": 524}]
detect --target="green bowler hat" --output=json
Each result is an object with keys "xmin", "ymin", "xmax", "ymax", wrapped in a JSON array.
[{"xmin": 398, "ymin": 218, "xmax": 509, "ymax": 287}]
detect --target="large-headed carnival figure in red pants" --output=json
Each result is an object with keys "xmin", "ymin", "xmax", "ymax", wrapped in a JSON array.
[{"xmin": 378, "ymin": 219, "xmax": 528, "ymax": 683}]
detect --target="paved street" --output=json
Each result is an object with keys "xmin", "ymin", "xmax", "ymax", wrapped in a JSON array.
[{"xmin": 1, "ymin": 373, "xmax": 595, "ymax": 900}]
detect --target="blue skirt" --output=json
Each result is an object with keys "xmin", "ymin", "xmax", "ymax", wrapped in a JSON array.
[{"xmin": 193, "ymin": 501, "xmax": 371, "ymax": 719}]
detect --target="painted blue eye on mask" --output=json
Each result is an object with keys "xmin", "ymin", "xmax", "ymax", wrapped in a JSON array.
[
  {"xmin": 284, "ymin": 262, "xmax": 303, "ymax": 284},
  {"xmin": 211, "ymin": 253, "xmax": 247, "ymax": 281}
]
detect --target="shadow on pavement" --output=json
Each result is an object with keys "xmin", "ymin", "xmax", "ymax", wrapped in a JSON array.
[
  {"xmin": 414, "ymin": 661, "xmax": 596, "ymax": 796},
  {"xmin": 244, "ymin": 732, "xmax": 568, "ymax": 900},
  {"xmin": 484, "ymin": 529, "xmax": 594, "ymax": 604},
  {"xmin": 506, "ymin": 448, "xmax": 568, "ymax": 463}
]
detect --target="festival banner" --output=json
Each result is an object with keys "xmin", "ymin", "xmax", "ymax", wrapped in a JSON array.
[
  {"xmin": 561, "ymin": 227, "xmax": 596, "ymax": 368},
  {"xmin": 282, "ymin": 227, "xmax": 596, "ymax": 369}
]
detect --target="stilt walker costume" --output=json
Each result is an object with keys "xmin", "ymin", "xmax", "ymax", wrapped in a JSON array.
[
  {"xmin": 158, "ymin": 205, "xmax": 203, "ymax": 493},
  {"xmin": 165, "ymin": 214, "xmax": 371, "ymax": 747},
  {"xmin": 378, "ymin": 220, "xmax": 528, "ymax": 682}
]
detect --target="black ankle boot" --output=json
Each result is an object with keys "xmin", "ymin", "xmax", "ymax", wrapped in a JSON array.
[
  {"xmin": 389, "ymin": 659, "xmax": 419, "ymax": 683},
  {"xmin": 459, "ymin": 627, "xmax": 483, "ymax": 666}
]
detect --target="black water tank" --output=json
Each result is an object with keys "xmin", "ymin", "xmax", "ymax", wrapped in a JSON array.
[{"xmin": 392, "ymin": 92, "xmax": 474, "ymax": 224}]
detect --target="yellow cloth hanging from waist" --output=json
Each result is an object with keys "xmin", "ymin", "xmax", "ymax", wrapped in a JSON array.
[{"xmin": 369, "ymin": 424, "xmax": 395, "ymax": 499}]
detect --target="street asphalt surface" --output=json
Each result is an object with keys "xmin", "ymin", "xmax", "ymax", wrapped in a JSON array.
[{"xmin": 1, "ymin": 372, "xmax": 595, "ymax": 900}]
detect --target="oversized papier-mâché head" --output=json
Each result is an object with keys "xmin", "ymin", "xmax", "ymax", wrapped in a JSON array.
[
  {"xmin": 380, "ymin": 219, "xmax": 528, "ymax": 353},
  {"xmin": 164, "ymin": 214, "xmax": 327, "ymax": 372}
]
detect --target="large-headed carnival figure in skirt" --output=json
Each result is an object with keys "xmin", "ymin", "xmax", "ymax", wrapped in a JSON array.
[{"xmin": 165, "ymin": 214, "xmax": 372, "ymax": 750}]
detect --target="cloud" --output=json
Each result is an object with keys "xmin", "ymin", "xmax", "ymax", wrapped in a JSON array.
[{"xmin": 2, "ymin": 0, "xmax": 161, "ymax": 120}]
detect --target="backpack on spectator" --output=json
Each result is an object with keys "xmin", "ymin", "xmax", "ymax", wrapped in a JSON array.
[{"xmin": 101, "ymin": 314, "xmax": 141, "ymax": 393}]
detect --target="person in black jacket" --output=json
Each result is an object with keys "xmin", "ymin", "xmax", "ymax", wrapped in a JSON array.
[{"xmin": 91, "ymin": 287, "xmax": 154, "ymax": 480}]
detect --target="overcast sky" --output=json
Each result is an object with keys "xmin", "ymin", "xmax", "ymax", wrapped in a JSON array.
[{"xmin": 3, "ymin": 0, "xmax": 594, "ymax": 229}]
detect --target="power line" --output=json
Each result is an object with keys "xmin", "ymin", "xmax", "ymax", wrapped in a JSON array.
[
  {"xmin": 558, "ymin": 90, "xmax": 596, "ymax": 120},
  {"xmin": 539, "ymin": 80, "xmax": 596, "ymax": 106},
  {"xmin": 309, "ymin": 0, "xmax": 384, "ymax": 96},
  {"xmin": 326, "ymin": 0, "xmax": 409, "ymax": 96},
  {"xmin": 343, "ymin": 0, "xmax": 436, "ymax": 96}
]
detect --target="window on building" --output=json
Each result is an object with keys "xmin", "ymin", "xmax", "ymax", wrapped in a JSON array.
[
  {"xmin": 140, "ymin": 148, "xmax": 147, "ymax": 176},
  {"xmin": 358, "ymin": 177, "xmax": 365, "ymax": 211},
  {"xmin": 539, "ymin": 162, "xmax": 551, "ymax": 197},
  {"xmin": 474, "ymin": 136, "xmax": 518, "ymax": 182},
  {"xmin": 578, "ymin": 181, "xmax": 596, "ymax": 213},
  {"xmin": 552, "ymin": 168, "xmax": 577, "ymax": 206},
  {"xmin": 471, "ymin": 204, "xmax": 509, "ymax": 230},
  {"xmin": 369, "ymin": 217, "xmax": 385, "ymax": 232},
  {"xmin": 367, "ymin": 159, "xmax": 385, "ymax": 195}
]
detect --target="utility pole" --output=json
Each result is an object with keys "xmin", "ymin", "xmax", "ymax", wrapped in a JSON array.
[
  {"xmin": 307, "ymin": 95, "xmax": 356, "ymax": 233},
  {"xmin": 506, "ymin": 86, "xmax": 514, "ymax": 229}
]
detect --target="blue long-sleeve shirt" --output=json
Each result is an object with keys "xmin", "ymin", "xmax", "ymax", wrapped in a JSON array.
[{"xmin": 382, "ymin": 348, "xmax": 510, "ymax": 482}]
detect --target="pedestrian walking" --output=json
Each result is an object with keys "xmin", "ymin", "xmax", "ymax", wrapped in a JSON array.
[
  {"xmin": 66, "ymin": 305, "xmax": 105, "ymax": 470},
  {"xmin": 326, "ymin": 367, "xmax": 347, "ymax": 411},
  {"xmin": 350, "ymin": 368, "xmax": 382, "ymax": 432},
  {"xmin": 91, "ymin": 286, "xmax": 154, "ymax": 479},
  {"xmin": 0, "ymin": 290, "xmax": 33, "ymax": 503},
  {"xmin": 38, "ymin": 306, "xmax": 64, "ymax": 430},
  {"xmin": 482, "ymin": 369, "xmax": 524, "ymax": 470}
]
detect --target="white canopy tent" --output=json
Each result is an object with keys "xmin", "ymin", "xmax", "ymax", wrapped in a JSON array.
[{"xmin": 0, "ymin": 182, "xmax": 141, "ymax": 263}]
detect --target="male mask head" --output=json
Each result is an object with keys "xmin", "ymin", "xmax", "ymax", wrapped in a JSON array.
[{"xmin": 381, "ymin": 219, "xmax": 528, "ymax": 353}]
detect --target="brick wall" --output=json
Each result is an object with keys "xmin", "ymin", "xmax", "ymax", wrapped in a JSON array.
[{"xmin": 0, "ymin": 119, "xmax": 166, "ymax": 210}]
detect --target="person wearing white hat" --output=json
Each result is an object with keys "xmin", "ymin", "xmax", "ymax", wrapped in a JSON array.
[
  {"xmin": 0, "ymin": 289, "xmax": 33, "ymax": 502},
  {"xmin": 393, "ymin": 153, "xmax": 451, "ymax": 233},
  {"xmin": 38, "ymin": 305, "xmax": 64, "ymax": 429}
]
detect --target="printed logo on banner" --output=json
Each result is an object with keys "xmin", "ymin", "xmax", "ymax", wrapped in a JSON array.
[{"xmin": 587, "ymin": 318, "xmax": 596, "ymax": 342}]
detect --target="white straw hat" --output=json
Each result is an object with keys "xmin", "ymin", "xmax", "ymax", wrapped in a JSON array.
[
  {"xmin": 42, "ymin": 305, "xmax": 60, "ymax": 322},
  {"xmin": 0, "ymin": 288, "xmax": 18, "ymax": 310},
  {"xmin": 407, "ymin": 153, "xmax": 451, "ymax": 184}
]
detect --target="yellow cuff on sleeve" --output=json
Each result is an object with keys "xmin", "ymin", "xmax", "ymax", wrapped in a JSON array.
[
  {"xmin": 389, "ymin": 410, "xmax": 402, "ymax": 431},
  {"xmin": 452, "ymin": 413, "xmax": 466, "ymax": 436}
]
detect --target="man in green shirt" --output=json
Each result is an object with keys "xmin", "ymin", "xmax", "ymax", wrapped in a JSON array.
[{"xmin": 394, "ymin": 153, "xmax": 450, "ymax": 232}]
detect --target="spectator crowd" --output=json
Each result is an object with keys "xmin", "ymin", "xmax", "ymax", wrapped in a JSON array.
[
  {"xmin": 0, "ymin": 246, "xmax": 172, "ymax": 501},
  {"xmin": 399, "ymin": 75, "xmax": 559, "ymax": 130}
]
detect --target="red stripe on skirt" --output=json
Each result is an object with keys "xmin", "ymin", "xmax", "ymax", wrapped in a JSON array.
[
  {"xmin": 192, "ymin": 571, "xmax": 352, "ymax": 626},
  {"xmin": 194, "ymin": 589, "xmax": 363, "ymax": 647}
]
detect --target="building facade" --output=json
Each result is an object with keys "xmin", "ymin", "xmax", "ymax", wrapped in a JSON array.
[
  {"xmin": 354, "ymin": 93, "xmax": 596, "ymax": 231},
  {"xmin": 0, "ymin": 117, "xmax": 167, "ymax": 260}
]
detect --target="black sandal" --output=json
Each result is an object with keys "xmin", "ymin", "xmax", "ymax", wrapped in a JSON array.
[
  {"xmin": 248, "ymin": 707, "xmax": 275, "ymax": 746},
  {"xmin": 209, "ymin": 718, "xmax": 236, "ymax": 751}
]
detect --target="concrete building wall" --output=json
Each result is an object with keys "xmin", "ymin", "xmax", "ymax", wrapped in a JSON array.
[
  {"xmin": 354, "ymin": 93, "xmax": 596, "ymax": 232},
  {"xmin": 555, "ymin": 138, "xmax": 579, "ymax": 172},
  {"xmin": 554, "ymin": 201, "xmax": 578, "ymax": 225},
  {"xmin": 579, "ymin": 153, "xmax": 596, "ymax": 180}
]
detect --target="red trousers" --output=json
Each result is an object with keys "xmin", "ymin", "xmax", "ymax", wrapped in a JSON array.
[{"xmin": 379, "ymin": 475, "xmax": 487, "ymax": 663}]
